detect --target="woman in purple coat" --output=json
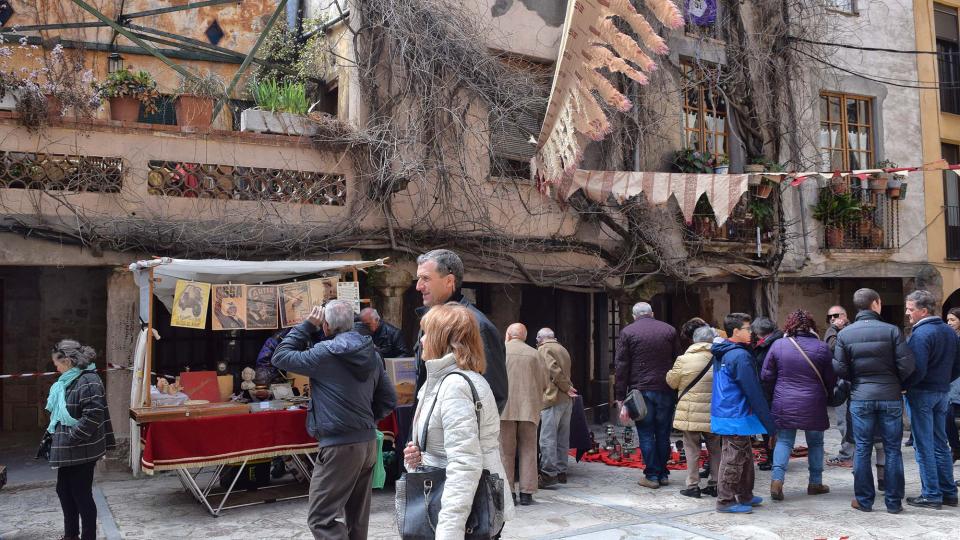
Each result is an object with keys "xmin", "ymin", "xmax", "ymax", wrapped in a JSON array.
[{"xmin": 761, "ymin": 309, "xmax": 837, "ymax": 501}]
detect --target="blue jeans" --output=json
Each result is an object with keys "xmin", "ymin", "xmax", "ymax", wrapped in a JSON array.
[
  {"xmin": 771, "ymin": 429, "xmax": 824, "ymax": 484},
  {"xmin": 906, "ymin": 390, "xmax": 958, "ymax": 501},
  {"xmin": 849, "ymin": 400, "xmax": 905, "ymax": 510},
  {"xmin": 634, "ymin": 390, "xmax": 676, "ymax": 481}
]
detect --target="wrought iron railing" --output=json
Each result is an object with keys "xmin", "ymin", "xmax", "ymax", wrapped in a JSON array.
[
  {"xmin": 0, "ymin": 151, "xmax": 123, "ymax": 192},
  {"xmin": 817, "ymin": 181, "xmax": 900, "ymax": 250},
  {"xmin": 146, "ymin": 160, "xmax": 346, "ymax": 205},
  {"xmin": 684, "ymin": 191, "xmax": 776, "ymax": 245}
]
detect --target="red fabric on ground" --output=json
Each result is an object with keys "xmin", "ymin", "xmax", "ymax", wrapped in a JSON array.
[
  {"xmin": 141, "ymin": 409, "xmax": 316, "ymax": 472},
  {"xmin": 572, "ymin": 446, "xmax": 808, "ymax": 469}
]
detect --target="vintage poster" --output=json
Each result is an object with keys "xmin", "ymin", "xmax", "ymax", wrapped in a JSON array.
[
  {"xmin": 308, "ymin": 276, "xmax": 339, "ymax": 306},
  {"xmin": 245, "ymin": 285, "xmax": 279, "ymax": 330},
  {"xmin": 336, "ymin": 281, "xmax": 361, "ymax": 314},
  {"xmin": 279, "ymin": 281, "xmax": 311, "ymax": 328},
  {"xmin": 171, "ymin": 280, "xmax": 210, "ymax": 329},
  {"xmin": 211, "ymin": 284, "xmax": 246, "ymax": 331}
]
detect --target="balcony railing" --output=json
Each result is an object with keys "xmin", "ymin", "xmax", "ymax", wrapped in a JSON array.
[
  {"xmin": 0, "ymin": 151, "xmax": 123, "ymax": 193},
  {"xmin": 818, "ymin": 182, "xmax": 900, "ymax": 250},
  {"xmin": 684, "ymin": 190, "xmax": 776, "ymax": 246},
  {"xmin": 146, "ymin": 160, "xmax": 346, "ymax": 205}
]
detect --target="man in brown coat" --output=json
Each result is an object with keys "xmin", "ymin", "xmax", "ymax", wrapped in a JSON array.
[
  {"xmin": 500, "ymin": 323, "xmax": 549, "ymax": 505},
  {"xmin": 537, "ymin": 328, "xmax": 577, "ymax": 487}
]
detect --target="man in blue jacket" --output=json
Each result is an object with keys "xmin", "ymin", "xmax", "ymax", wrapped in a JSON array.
[
  {"xmin": 711, "ymin": 313, "xmax": 776, "ymax": 514},
  {"xmin": 903, "ymin": 290, "xmax": 960, "ymax": 509},
  {"xmin": 273, "ymin": 300, "xmax": 397, "ymax": 539}
]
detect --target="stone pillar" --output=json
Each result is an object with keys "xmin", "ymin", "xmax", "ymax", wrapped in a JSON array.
[
  {"xmin": 104, "ymin": 267, "xmax": 139, "ymax": 467},
  {"xmin": 367, "ymin": 267, "xmax": 414, "ymax": 329}
]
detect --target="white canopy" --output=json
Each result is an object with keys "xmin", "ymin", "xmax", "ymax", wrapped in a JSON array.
[{"xmin": 130, "ymin": 257, "xmax": 387, "ymax": 311}]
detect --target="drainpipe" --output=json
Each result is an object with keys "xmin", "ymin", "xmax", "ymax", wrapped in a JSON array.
[
  {"xmin": 287, "ymin": 0, "xmax": 302, "ymax": 33},
  {"xmin": 797, "ymin": 183, "xmax": 810, "ymax": 259}
]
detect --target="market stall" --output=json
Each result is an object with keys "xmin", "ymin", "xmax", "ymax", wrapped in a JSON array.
[{"xmin": 127, "ymin": 257, "xmax": 388, "ymax": 516}]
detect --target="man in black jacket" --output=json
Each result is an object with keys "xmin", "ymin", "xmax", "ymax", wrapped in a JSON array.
[
  {"xmin": 359, "ymin": 307, "xmax": 410, "ymax": 358},
  {"xmin": 834, "ymin": 288, "xmax": 915, "ymax": 514},
  {"xmin": 750, "ymin": 316, "xmax": 781, "ymax": 471},
  {"xmin": 413, "ymin": 249, "xmax": 508, "ymax": 412},
  {"xmin": 273, "ymin": 300, "xmax": 397, "ymax": 539}
]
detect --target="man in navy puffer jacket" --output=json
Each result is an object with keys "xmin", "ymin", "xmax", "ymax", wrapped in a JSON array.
[
  {"xmin": 711, "ymin": 313, "xmax": 775, "ymax": 514},
  {"xmin": 903, "ymin": 290, "xmax": 960, "ymax": 509}
]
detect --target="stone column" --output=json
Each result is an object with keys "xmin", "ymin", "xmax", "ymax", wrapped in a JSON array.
[
  {"xmin": 104, "ymin": 267, "xmax": 139, "ymax": 467},
  {"xmin": 367, "ymin": 267, "xmax": 414, "ymax": 329}
]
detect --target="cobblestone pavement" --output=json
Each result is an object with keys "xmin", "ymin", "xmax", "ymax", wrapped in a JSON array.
[{"xmin": 2, "ymin": 424, "xmax": 959, "ymax": 539}]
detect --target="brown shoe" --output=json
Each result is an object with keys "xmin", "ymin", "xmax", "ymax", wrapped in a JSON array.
[
  {"xmin": 807, "ymin": 483, "xmax": 830, "ymax": 495},
  {"xmin": 558, "ymin": 472, "xmax": 567, "ymax": 484},
  {"xmin": 637, "ymin": 477, "xmax": 660, "ymax": 489},
  {"xmin": 851, "ymin": 499, "xmax": 872, "ymax": 512},
  {"xmin": 770, "ymin": 479, "xmax": 784, "ymax": 501}
]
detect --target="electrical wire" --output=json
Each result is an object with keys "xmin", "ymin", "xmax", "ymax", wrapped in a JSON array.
[
  {"xmin": 791, "ymin": 46, "xmax": 960, "ymax": 90},
  {"xmin": 790, "ymin": 36, "xmax": 948, "ymax": 56}
]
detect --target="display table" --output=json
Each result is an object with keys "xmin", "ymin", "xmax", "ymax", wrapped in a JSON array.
[{"xmin": 141, "ymin": 409, "xmax": 317, "ymax": 516}]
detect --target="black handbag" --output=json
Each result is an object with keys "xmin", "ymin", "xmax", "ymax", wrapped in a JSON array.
[{"xmin": 395, "ymin": 371, "xmax": 505, "ymax": 539}]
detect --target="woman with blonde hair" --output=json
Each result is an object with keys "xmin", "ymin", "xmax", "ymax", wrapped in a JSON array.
[{"xmin": 403, "ymin": 303, "xmax": 513, "ymax": 538}]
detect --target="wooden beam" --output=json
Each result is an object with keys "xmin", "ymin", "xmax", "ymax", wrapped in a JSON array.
[
  {"xmin": 0, "ymin": 22, "xmax": 107, "ymax": 32},
  {"xmin": 69, "ymin": 0, "xmax": 196, "ymax": 80},
  {"xmin": 212, "ymin": 0, "xmax": 288, "ymax": 122},
  {"xmin": 120, "ymin": 0, "xmax": 238, "ymax": 20},
  {"xmin": 54, "ymin": 38, "xmax": 242, "ymax": 64}
]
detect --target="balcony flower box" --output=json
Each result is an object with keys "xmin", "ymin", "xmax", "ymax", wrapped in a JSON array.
[{"xmin": 240, "ymin": 109, "xmax": 318, "ymax": 136}]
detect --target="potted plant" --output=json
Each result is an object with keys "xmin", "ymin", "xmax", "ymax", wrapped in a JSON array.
[
  {"xmin": 175, "ymin": 71, "xmax": 224, "ymax": 129},
  {"xmin": 886, "ymin": 174, "xmax": 904, "ymax": 199},
  {"xmin": 95, "ymin": 68, "xmax": 159, "ymax": 122},
  {"xmin": 40, "ymin": 44, "xmax": 100, "ymax": 120},
  {"xmin": 745, "ymin": 156, "xmax": 767, "ymax": 175},
  {"xmin": 869, "ymin": 158, "xmax": 897, "ymax": 193},
  {"xmin": 812, "ymin": 190, "xmax": 861, "ymax": 249},
  {"xmin": 672, "ymin": 148, "xmax": 713, "ymax": 174},
  {"xmin": 712, "ymin": 154, "xmax": 730, "ymax": 174},
  {"xmin": 240, "ymin": 79, "xmax": 316, "ymax": 136},
  {"xmin": 747, "ymin": 196, "xmax": 774, "ymax": 232}
]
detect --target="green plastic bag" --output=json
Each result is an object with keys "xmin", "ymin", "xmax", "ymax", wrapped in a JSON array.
[{"xmin": 372, "ymin": 430, "xmax": 386, "ymax": 489}]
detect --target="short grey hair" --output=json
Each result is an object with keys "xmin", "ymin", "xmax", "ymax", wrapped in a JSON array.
[
  {"xmin": 906, "ymin": 290, "xmax": 938, "ymax": 315},
  {"xmin": 692, "ymin": 325, "xmax": 717, "ymax": 344},
  {"xmin": 536, "ymin": 328, "xmax": 555, "ymax": 342},
  {"xmin": 750, "ymin": 317, "xmax": 777, "ymax": 338},
  {"xmin": 632, "ymin": 302, "xmax": 653, "ymax": 319},
  {"xmin": 324, "ymin": 300, "xmax": 355, "ymax": 335},
  {"xmin": 52, "ymin": 339, "xmax": 97, "ymax": 369},
  {"xmin": 417, "ymin": 249, "xmax": 464, "ymax": 289},
  {"xmin": 359, "ymin": 307, "xmax": 380, "ymax": 321}
]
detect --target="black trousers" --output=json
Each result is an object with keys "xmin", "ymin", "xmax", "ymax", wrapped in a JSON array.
[
  {"xmin": 947, "ymin": 404, "xmax": 960, "ymax": 456},
  {"xmin": 56, "ymin": 461, "xmax": 97, "ymax": 540}
]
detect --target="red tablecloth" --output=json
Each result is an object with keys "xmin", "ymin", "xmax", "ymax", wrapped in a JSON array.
[{"xmin": 141, "ymin": 409, "xmax": 317, "ymax": 473}]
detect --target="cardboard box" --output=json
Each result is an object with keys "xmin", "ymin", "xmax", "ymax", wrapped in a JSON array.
[{"xmin": 385, "ymin": 357, "xmax": 417, "ymax": 405}]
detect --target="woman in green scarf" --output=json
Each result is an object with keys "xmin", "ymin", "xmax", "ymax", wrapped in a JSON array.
[{"xmin": 46, "ymin": 339, "xmax": 115, "ymax": 540}]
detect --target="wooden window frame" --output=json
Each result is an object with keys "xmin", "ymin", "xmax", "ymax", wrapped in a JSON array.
[
  {"xmin": 819, "ymin": 91, "xmax": 874, "ymax": 171},
  {"xmin": 680, "ymin": 60, "xmax": 729, "ymax": 161}
]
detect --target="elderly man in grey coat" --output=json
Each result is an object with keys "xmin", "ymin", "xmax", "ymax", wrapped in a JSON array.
[{"xmin": 538, "ymin": 328, "xmax": 577, "ymax": 487}]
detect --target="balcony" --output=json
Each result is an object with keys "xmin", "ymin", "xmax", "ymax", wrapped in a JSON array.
[
  {"xmin": 683, "ymin": 189, "xmax": 776, "ymax": 258},
  {"xmin": 814, "ymin": 179, "xmax": 900, "ymax": 251},
  {"xmin": 0, "ymin": 114, "xmax": 356, "ymax": 233}
]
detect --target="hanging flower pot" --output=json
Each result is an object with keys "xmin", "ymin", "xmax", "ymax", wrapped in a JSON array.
[
  {"xmin": 713, "ymin": 165, "xmax": 729, "ymax": 174},
  {"xmin": 755, "ymin": 180, "xmax": 774, "ymax": 199},
  {"xmin": 744, "ymin": 163, "xmax": 766, "ymax": 174},
  {"xmin": 886, "ymin": 176, "xmax": 903, "ymax": 199},
  {"xmin": 109, "ymin": 96, "xmax": 140, "ymax": 122},
  {"xmin": 868, "ymin": 173, "xmax": 887, "ymax": 193}
]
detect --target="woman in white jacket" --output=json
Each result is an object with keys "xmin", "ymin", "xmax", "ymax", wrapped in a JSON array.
[{"xmin": 403, "ymin": 303, "xmax": 514, "ymax": 538}]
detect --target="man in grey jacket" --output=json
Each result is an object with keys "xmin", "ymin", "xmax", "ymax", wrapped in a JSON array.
[
  {"xmin": 273, "ymin": 300, "xmax": 397, "ymax": 540},
  {"xmin": 834, "ymin": 288, "xmax": 915, "ymax": 514}
]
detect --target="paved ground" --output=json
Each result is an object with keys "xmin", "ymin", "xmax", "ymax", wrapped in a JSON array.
[{"xmin": 2, "ymin": 420, "xmax": 959, "ymax": 540}]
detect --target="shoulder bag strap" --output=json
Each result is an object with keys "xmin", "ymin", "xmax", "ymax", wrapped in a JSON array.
[
  {"xmin": 678, "ymin": 360, "xmax": 712, "ymax": 401},
  {"xmin": 787, "ymin": 337, "xmax": 829, "ymax": 397},
  {"xmin": 419, "ymin": 371, "xmax": 483, "ymax": 451}
]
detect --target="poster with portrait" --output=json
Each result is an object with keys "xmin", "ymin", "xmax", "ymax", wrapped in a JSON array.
[
  {"xmin": 245, "ymin": 285, "xmax": 279, "ymax": 330},
  {"xmin": 211, "ymin": 284, "xmax": 247, "ymax": 331},
  {"xmin": 308, "ymin": 276, "xmax": 339, "ymax": 306},
  {"xmin": 279, "ymin": 282, "xmax": 311, "ymax": 328},
  {"xmin": 171, "ymin": 280, "xmax": 210, "ymax": 329}
]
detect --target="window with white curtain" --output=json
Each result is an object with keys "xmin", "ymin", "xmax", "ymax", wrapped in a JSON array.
[{"xmin": 819, "ymin": 92, "xmax": 874, "ymax": 170}]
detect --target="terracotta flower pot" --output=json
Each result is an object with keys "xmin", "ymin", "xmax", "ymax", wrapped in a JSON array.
[
  {"xmin": 868, "ymin": 174, "xmax": 887, "ymax": 193},
  {"xmin": 109, "ymin": 96, "xmax": 140, "ymax": 122},
  {"xmin": 175, "ymin": 94, "xmax": 214, "ymax": 129},
  {"xmin": 744, "ymin": 164, "xmax": 766, "ymax": 173},
  {"xmin": 857, "ymin": 221, "xmax": 872, "ymax": 236},
  {"xmin": 755, "ymin": 182, "xmax": 774, "ymax": 199},
  {"xmin": 826, "ymin": 226, "xmax": 844, "ymax": 248},
  {"xmin": 870, "ymin": 227, "xmax": 884, "ymax": 247}
]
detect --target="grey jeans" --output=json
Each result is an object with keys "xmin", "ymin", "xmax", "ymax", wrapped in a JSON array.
[
  {"xmin": 308, "ymin": 439, "xmax": 378, "ymax": 540},
  {"xmin": 540, "ymin": 398, "xmax": 572, "ymax": 477},
  {"xmin": 834, "ymin": 403, "xmax": 855, "ymax": 460}
]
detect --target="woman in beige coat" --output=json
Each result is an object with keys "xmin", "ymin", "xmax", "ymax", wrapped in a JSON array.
[
  {"xmin": 403, "ymin": 303, "xmax": 514, "ymax": 539},
  {"xmin": 666, "ymin": 325, "xmax": 721, "ymax": 498}
]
